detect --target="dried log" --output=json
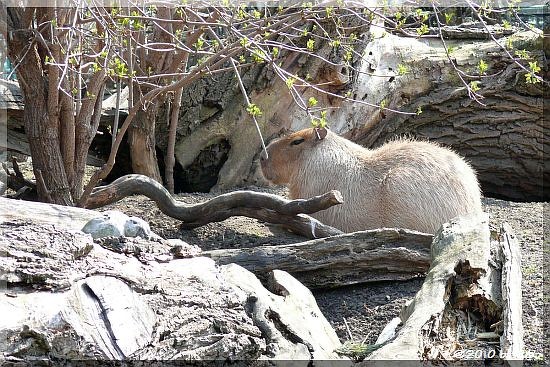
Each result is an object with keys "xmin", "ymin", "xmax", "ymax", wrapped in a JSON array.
[
  {"xmin": 204, "ymin": 228, "xmax": 434, "ymax": 289},
  {"xmin": 365, "ymin": 214, "xmax": 524, "ymax": 363},
  {"xmin": 0, "ymin": 219, "xmax": 345, "ymax": 362},
  {"xmin": 2, "ymin": 158, "xmax": 37, "ymax": 200},
  {"xmin": 3, "ymin": 128, "xmax": 105, "ymax": 167},
  {"xmin": 0, "ymin": 197, "xmax": 101, "ymax": 230},
  {"xmin": 86, "ymin": 174, "xmax": 343, "ymax": 239},
  {"xmin": 499, "ymin": 223, "xmax": 523, "ymax": 362}
]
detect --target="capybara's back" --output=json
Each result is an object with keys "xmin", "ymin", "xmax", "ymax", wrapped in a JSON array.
[{"xmin": 260, "ymin": 128, "xmax": 482, "ymax": 234}]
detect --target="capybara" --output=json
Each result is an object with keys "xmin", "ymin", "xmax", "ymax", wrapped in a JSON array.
[{"xmin": 260, "ymin": 127, "xmax": 482, "ymax": 234}]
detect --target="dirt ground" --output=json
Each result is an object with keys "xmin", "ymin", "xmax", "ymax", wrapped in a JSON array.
[
  {"xmin": 97, "ymin": 186, "xmax": 547, "ymax": 361},
  {"xmin": 3, "ymin": 159, "xmax": 547, "ymax": 361}
]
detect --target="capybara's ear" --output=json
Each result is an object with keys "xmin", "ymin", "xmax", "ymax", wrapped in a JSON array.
[{"xmin": 315, "ymin": 127, "xmax": 328, "ymax": 140}]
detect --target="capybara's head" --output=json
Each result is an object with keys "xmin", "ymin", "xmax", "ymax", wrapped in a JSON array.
[{"xmin": 260, "ymin": 127, "xmax": 328, "ymax": 185}]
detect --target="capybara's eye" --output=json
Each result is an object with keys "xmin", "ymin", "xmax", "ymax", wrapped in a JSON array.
[{"xmin": 291, "ymin": 138, "xmax": 305, "ymax": 146}]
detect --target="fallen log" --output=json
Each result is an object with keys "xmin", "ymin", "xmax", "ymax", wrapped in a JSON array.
[
  {"xmin": 0, "ymin": 219, "xmax": 345, "ymax": 362},
  {"xmin": 363, "ymin": 213, "xmax": 524, "ymax": 364},
  {"xmin": 204, "ymin": 228, "xmax": 434, "ymax": 289},
  {"xmin": 0, "ymin": 197, "xmax": 101, "ymax": 230},
  {"xmin": 85, "ymin": 174, "xmax": 344, "ymax": 239}
]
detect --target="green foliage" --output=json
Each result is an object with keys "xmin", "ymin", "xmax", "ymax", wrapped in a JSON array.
[
  {"xmin": 194, "ymin": 37, "xmax": 205, "ymax": 51},
  {"xmin": 311, "ymin": 110, "xmax": 328, "ymax": 128},
  {"xmin": 246, "ymin": 103, "xmax": 263, "ymax": 117},
  {"xmin": 525, "ymin": 61, "xmax": 541, "ymax": 84},
  {"xmin": 109, "ymin": 57, "xmax": 128, "ymax": 78},
  {"xmin": 515, "ymin": 49, "xmax": 530, "ymax": 60},
  {"xmin": 379, "ymin": 99, "xmax": 387, "ymax": 110},
  {"xmin": 416, "ymin": 106, "xmax": 423, "ymax": 115},
  {"xmin": 330, "ymin": 39, "xmax": 341, "ymax": 48},
  {"xmin": 308, "ymin": 97, "xmax": 318, "ymax": 107},
  {"xmin": 239, "ymin": 37, "xmax": 249, "ymax": 48},
  {"xmin": 477, "ymin": 59, "xmax": 488, "ymax": 75},
  {"xmin": 447, "ymin": 46, "xmax": 456, "ymax": 54},
  {"xmin": 469, "ymin": 80, "xmax": 480, "ymax": 92},
  {"xmin": 415, "ymin": 9, "xmax": 429, "ymax": 22},
  {"xmin": 502, "ymin": 19, "xmax": 511, "ymax": 30},
  {"xmin": 251, "ymin": 48, "xmax": 266, "ymax": 63},
  {"xmin": 416, "ymin": 24, "xmax": 429, "ymax": 36},
  {"xmin": 306, "ymin": 38, "xmax": 315, "ymax": 51},
  {"xmin": 285, "ymin": 77, "xmax": 296, "ymax": 89},
  {"xmin": 272, "ymin": 47, "xmax": 279, "ymax": 58},
  {"xmin": 335, "ymin": 341, "xmax": 383, "ymax": 359},
  {"xmin": 444, "ymin": 12, "xmax": 454, "ymax": 25},
  {"xmin": 397, "ymin": 63, "xmax": 408, "ymax": 76},
  {"xmin": 252, "ymin": 9, "xmax": 261, "ymax": 19},
  {"xmin": 343, "ymin": 47, "xmax": 353, "ymax": 62}
]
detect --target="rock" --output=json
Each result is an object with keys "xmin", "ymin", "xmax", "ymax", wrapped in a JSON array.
[{"xmin": 81, "ymin": 211, "xmax": 158, "ymax": 240}]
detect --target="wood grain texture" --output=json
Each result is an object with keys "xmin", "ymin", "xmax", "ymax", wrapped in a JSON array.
[{"xmin": 205, "ymin": 228, "xmax": 434, "ymax": 289}]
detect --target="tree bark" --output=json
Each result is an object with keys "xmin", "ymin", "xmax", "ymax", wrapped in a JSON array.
[
  {"xmin": 204, "ymin": 228, "xmax": 433, "ymax": 289},
  {"xmin": 364, "ymin": 214, "xmax": 523, "ymax": 363},
  {"xmin": 6, "ymin": 25, "xmax": 73, "ymax": 205},
  {"xmin": 128, "ymin": 102, "xmax": 162, "ymax": 183}
]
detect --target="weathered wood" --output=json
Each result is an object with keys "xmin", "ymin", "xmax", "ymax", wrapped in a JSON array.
[
  {"xmin": 86, "ymin": 174, "xmax": 344, "ymax": 239},
  {"xmin": 0, "ymin": 197, "xmax": 101, "ymax": 230},
  {"xmin": 204, "ymin": 228, "xmax": 434, "ymax": 289},
  {"xmin": 499, "ymin": 223, "xmax": 524, "ymax": 363},
  {"xmin": 366, "ymin": 213, "xmax": 494, "ymax": 360},
  {"xmin": 345, "ymin": 31, "xmax": 545, "ymax": 202},
  {"xmin": 437, "ymin": 23, "xmax": 516, "ymax": 39},
  {"xmin": 3, "ymin": 129, "xmax": 105, "ymax": 167},
  {"xmin": 364, "ymin": 214, "xmax": 524, "ymax": 363},
  {"xmin": 0, "ymin": 219, "xmax": 346, "ymax": 362}
]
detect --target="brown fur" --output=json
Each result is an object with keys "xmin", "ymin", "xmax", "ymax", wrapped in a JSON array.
[{"xmin": 260, "ymin": 128, "xmax": 482, "ymax": 234}]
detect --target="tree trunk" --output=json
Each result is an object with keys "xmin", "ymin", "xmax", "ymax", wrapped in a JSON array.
[
  {"xmin": 128, "ymin": 100, "xmax": 162, "ymax": 183},
  {"xmin": 7, "ymin": 27, "xmax": 73, "ymax": 205},
  {"xmin": 332, "ymin": 30, "xmax": 545, "ymax": 202}
]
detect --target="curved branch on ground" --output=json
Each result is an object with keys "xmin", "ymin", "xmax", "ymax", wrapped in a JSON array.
[{"xmin": 86, "ymin": 174, "xmax": 344, "ymax": 239}]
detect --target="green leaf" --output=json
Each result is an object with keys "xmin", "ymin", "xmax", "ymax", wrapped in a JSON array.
[
  {"xmin": 285, "ymin": 77, "xmax": 296, "ymax": 89},
  {"xmin": 416, "ymin": 24, "xmax": 429, "ymax": 36},
  {"xmin": 308, "ymin": 97, "xmax": 318, "ymax": 107},
  {"xmin": 397, "ymin": 63, "xmax": 408, "ymax": 76},
  {"xmin": 246, "ymin": 103, "xmax": 263, "ymax": 117},
  {"xmin": 478, "ymin": 59, "xmax": 488, "ymax": 75},
  {"xmin": 306, "ymin": 38, "xmax": 315, "ymax": 51}
]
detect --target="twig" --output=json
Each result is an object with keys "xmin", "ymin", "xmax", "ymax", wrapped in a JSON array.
[{"xmin": 229, "ymin": 57, "xmax": 268, "ymax": 159}]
